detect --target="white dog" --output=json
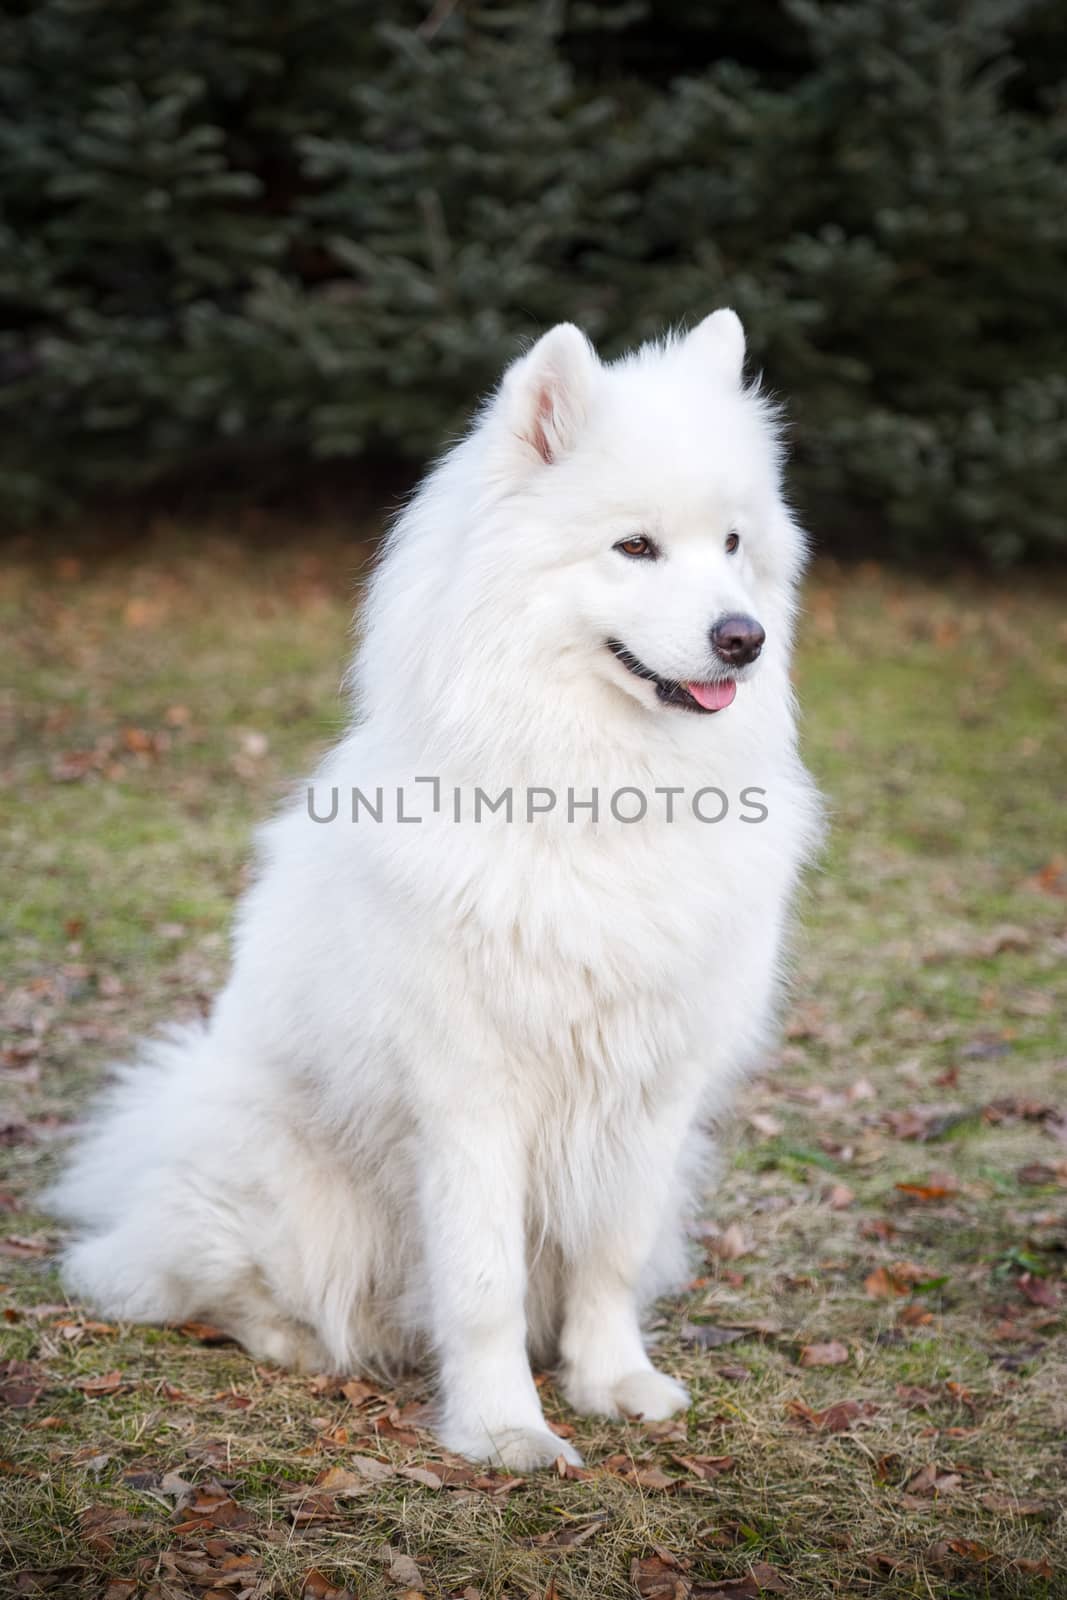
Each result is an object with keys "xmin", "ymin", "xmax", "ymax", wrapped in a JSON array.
[{"xmin": 52, "ymin": 312, "xmax": 821, "ymax": 1470}]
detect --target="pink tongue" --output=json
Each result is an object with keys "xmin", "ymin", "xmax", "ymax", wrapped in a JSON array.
[{"xmin": 686, "ymin": 679, "xmax": 737, "ymax": 712}]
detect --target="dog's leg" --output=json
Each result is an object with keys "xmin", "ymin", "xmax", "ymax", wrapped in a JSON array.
[
  {"xmin": 421, "ymin": 1110, "xmax": 582, "ymax": 1471},
  {"xmin": 557, "ymin": 1094, "xmax": 698, "ymax": 1422}
]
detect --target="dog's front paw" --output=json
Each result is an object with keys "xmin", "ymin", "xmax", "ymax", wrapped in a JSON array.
[
  {"xmin": 563, "ymin": 1366, "xmax": 690, "ymax": 1421},
  {"xmin": 438, "ymin": 1421, "xmax": 583, "ymax": 1472},
  {"xmin": 613, "ymin": 1368, "xmax": 690, "ymax": 1421}
]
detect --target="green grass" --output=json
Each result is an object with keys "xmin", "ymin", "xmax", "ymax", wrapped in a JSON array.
[{"xmin": 1, "ymin": 530, "xmax": 1065, "ymax": 1598}]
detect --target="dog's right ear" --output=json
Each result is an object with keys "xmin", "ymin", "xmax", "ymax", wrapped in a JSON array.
[{"xmin": 497, "ymin": 324, "xmax": 598, "ymax": 468}]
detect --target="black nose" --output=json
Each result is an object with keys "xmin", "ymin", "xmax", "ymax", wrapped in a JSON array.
[{"xmin": 709, "ymin": 612, "xmax": 765, "ymax": 667}]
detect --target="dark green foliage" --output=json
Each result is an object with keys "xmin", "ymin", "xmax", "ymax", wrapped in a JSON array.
[{"xmin": 1, "ymin": 0, "xmax": 1064, "ymax": 557}]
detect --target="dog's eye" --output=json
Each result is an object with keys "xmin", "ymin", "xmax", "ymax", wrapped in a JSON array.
[
  {"xmin": 615, "ymin": 536, "xmax": 658, "ymax": 560},
  {"xmin": 725, "ymin": 531, "xmax": 740, "ymax": 554}
]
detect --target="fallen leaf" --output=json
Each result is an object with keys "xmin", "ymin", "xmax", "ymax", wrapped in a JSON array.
[
  {"xmin": 75, "ymin": 1370, "xmax": 124, "ymax": 1397},
  {"xmin": 827, "ymin": 1184, "xmax": 854, "ymax": 1210},
  {"xmin": 928, "ymin": 1537, "xmax": 993, "ymax": 1567},
  {"xmin": 670, "ymin": 1453, "xmax": 737, "ymax": 1481},
  {"xmin": 903, "ymin": 1463, "xmax": 961, "ymax": 1500},
  {"xmin": 0, "ymin": 1360, "xmax": 44, "ymax": 1408},
  {"xmin": 384, "ymin": 1551, "xmax": 424, "ymax": 1590},
  {"xmin": 302, "ymin": 1571, "xmax": 356, "ymax": 1600},
  {"xmin": 798, "ymin": 1340, "xmax": 848, "ymax": 1367},
  {"xmin": 525, "ymin": 1515, "xmax": 608, "ymax": 1548},
  {"xmin": 865, "ymin": 1266, "xmax": 909, "ymax": 1300},
  {"xmin": 865, "ymin": 1261, "xmax": 941, "ymax": 1299},
  {"xmin": 102, "ymin": 1581, "xmax": 137, "ymax": 1600},
  {"xmin": 707, "ymin": 1223, "xmax": 750, "ymax": 1261},
  {"xmin": 979, "ymin": 1492, "xmax": 1050, "ymax": 1516},
  {"xmin": 786, "ymin": 1398, "xmax": 874, "ymax": 1432},
  {"xmin": 1017, "ymin": 1161, "xmax": 1067, "ymax": 1186},
  {"xmin": 631, "ymin": 1553, "xmax": 690, "ymax": 1600},
  {"xmin": 748, "ymin": 1113, "xmax": 783, "ymax": 1138},
  {"xmin": 1017, "ymin": 1272, "xmax": 1059, "ymax": 1308},
  {"xmin": 339, "ymin": 1377, "xmax": 378, "ymax": 1406},
  {"xmin": 77, "ymin": 1504, "xmax": 154, "ymax": 1553},
  {"xmin": 894, "ymin": 1177, "xmax": 958, "ymax": 1202},
  {"xmin": 396, "ymin": 1465, "xmax": 443, "ymax": 1490},
  {"xmin": 895, "ymin": 1384, "xmax": 940, "ymax": 1408},
  {"xmin": 747, "ymin": 1565, "xmax": 789, "ymax": 1595},
  {"xmin": 319, "ymin": 1455, "xmax": 394, "ymax": 1488},
  {"xmin": 0, "ymin": 1235, "xmax": 52, "ymax": 1258},
  {"xmin": 288, "ymin": 1491, "xmax": 339, "ymax": 1526},
  {"xmin": 175, "ymin": 1320, "xmax": 235, "ymax": 1346},
  {"xmin": 171, "ymin": 1481, "xmax": 254, "ymax": 1531}
]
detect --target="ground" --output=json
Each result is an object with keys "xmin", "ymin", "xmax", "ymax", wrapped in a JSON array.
[{"xmin": 1, "ymin": 528, "xmax": 1065, "ymax": 1600}]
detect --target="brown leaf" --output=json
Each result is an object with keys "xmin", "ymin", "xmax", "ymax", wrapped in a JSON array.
[
  {"xmin": 288, "ymin": 1491, "xmax": 339, "ymax": 1526},
  {"xmin": 865, "ymin": 1261, "xmax": 931, "ymax": 1299},
  {"xmin": 339, "ymin": 1377, "xmax": 379, "ymax": 1406},
  {"xmin": 631, "ymin": 1553, "xmax": 691, "ymax": 1600},
  {"xmin": 302, "ymin": 1571, "xmax": 356, "ymax": 1600},
  {"xmin": 172, "ymin": 1481, "xmax": 254, "ymax": 1531},
  {"xmin": 77, "ymin": 1505, "xmax": 154, "ymax": 1553},
  {"xmin": 826, "ymin": 1184, "xmax": 854, "ymax": 1210},
  {"xmin": 747, "ymin": 1565, "xmax": 789, "ymax": 1595},
  {"xmin": 979, "ymin": 1492, "xmax": 1050, "ymax": 1516},
  {"xmin": 0, "ymin": 1235, "xmax": 53, "ymax": 1258},
  {"xmin": 525, "ymin": 1515, "xmax": 608, "ymax": 1549},
  {"xmin": 707, "ymin": 1223, "xmax": 750, "ymax": 1261},
  {"xmin": 318, "ymin": 1455, "xmax": 394, "ymax": 1489},
  {"xmin": 396, "ymin": 1465, "xmax": 443, "ymax": 1490},
  {"xmin": 903, "ymin": 1464, "xmax": 961, "ymax": 1499},
  {"xmin": 212, "ymin": 1389, "xmax": 252, "ymax": 1410},
  {"xmin": 609, "ymin": 1458, "xmax": 677, "ymax": 1490},
  {"xmin": 670, "ymin": 1453, "xmax": 737, "ymax": 1481},
  {"xmin": 798, "ymin": 1340, "xmax": 848, "ymax": 1367},
  {"xmin": 160, "ymin": 1549, "xmax": 261, "ymax": 1590},
  {"xmin": 1017, "ymin": 1161, "xmax": 1067, "ymax": 1186},
  {"xmin": 384, "ymin": 1551, "xmax": 424, "ymax": 1590},
  {"xmin": 786, "ymin": 1398, "xmax": 873, "ymax": 1433},
  {"xmin": 1017, "ymin": 1272, "xmax": 1059, "ymax": 1308},
  {"xmin": 75, "ymin": 1370, "xmax": 124, "ymax": 1397},
  {"xmin": 894, "ymin": 1177, "xmax": 957, "ymax": 1201},
  {"xmin": 101, "ymin": 1582, "xmax": 137, "ymax": 1600},
  {"xmin": 895, "ymin": 1384, "xmax": 940, "ymax": 1408},
  {"xmin": 0, "ymin": 1359, "xmax": 44, "ymax": 1409},
  {"xmin": 372, "ymin": 1403, "xmax": 425, "ymax": 1446},
  {"xmin": 175, "ymin": 1320, "xmax": 235, "ymax": 1346}
]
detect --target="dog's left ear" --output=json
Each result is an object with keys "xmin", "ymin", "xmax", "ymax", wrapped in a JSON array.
[
  {"xmin": 686, "ymin": 308, "xmax": 746, "ymax": 385},
  {"xmin": 499, "ymin": 323, "xmax": 599, "ymax": 468}
]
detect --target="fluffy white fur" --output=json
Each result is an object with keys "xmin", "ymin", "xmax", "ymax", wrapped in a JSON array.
[{"xmin": 51, "ymin": 312, "xmax": 822, "ymax": 1471}]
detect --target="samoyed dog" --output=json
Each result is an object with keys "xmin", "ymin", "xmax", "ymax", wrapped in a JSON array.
[{"xmin": 52, "ymin": 311, "xmax": 821, "ymax": 1470}]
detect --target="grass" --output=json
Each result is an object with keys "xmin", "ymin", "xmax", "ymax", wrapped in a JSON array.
[{"xmin": 1, "ymin": 527, "xmax": 1065, "ymax": 1599}]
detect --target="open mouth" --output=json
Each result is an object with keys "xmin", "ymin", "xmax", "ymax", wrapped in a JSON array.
[{"xmin": 606, "ymin": 639, "xmax": 737, "ymax": 714}]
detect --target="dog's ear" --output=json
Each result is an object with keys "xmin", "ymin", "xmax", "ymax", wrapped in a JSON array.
[
  {"xmin": 499, "ymin": 323, "xmax": 598, "ymax": 467},
  {"xmin": 686, "ymin": 308, "xmax": 746, "ymax": 385}
]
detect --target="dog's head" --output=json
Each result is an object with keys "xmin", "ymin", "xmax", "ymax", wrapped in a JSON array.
[{"xmin": 475, "ymin": 311, "xmax": 805, "ymax": 721}]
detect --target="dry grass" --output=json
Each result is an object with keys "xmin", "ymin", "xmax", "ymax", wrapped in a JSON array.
[{"xmin": 1, "ymin": 528, "xmax": 1065, "ymax": 1598}]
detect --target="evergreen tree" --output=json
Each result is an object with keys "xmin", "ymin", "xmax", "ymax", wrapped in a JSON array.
[{"xmin": 0, "ymin": 0, "xmax": 1063, "ymax": 558}]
